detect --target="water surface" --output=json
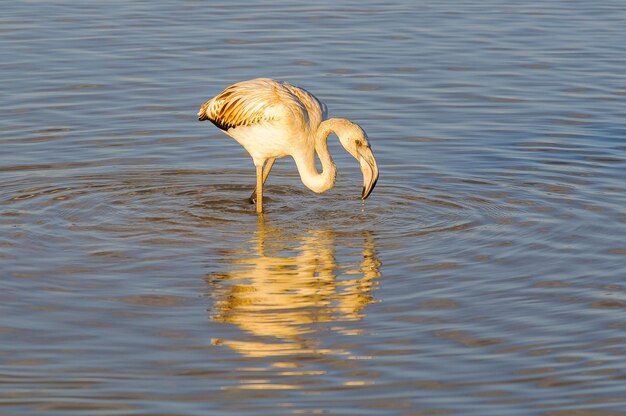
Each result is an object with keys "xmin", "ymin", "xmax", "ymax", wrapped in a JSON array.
[{"xmin": 2, "ymin": 1, "xmax": 626, "ymax": 415}]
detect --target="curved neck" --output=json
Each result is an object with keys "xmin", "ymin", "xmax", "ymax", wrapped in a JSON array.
[{"xmin": 293, "ymin": 118, "xmax": 352, "ymax": 193}]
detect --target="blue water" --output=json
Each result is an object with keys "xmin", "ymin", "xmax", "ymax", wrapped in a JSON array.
[{"xmin": 1, "ymin": 1, "xmax": 626, "ymax": 415}]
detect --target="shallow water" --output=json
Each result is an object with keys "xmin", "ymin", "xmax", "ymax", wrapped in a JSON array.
[{"xmin": 2, "ymin": 1, "xmax": 626, "ymax": 415}]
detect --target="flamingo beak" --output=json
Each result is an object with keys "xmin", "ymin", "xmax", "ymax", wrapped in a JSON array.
[{"xmin": 358, "ymin": 146, "xmax": 379, "ymax": 199}]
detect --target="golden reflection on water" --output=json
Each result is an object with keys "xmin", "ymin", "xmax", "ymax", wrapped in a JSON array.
[{"xmin": 208, "ymin": 218, "xmax": 381, "ymax": 359}]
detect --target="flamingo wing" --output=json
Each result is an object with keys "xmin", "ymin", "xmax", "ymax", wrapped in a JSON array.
[{"xmin": 201, "ymin": 78, "xmax": 313, "ymax": 131}]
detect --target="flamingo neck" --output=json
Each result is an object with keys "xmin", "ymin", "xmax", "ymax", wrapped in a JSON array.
[{"xmin": 293, "ymin": 118, "xmax": 354, "ymax": 194}]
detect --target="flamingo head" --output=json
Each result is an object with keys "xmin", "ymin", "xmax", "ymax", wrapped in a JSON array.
[{"xmin": 336, "ymin": 121, "xmax": 379, "ymax": 199}]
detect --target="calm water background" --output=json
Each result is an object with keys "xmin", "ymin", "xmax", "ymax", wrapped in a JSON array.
[{"xmin": 2, "ymin": 1, "xmax": 626, "ymax": 415}]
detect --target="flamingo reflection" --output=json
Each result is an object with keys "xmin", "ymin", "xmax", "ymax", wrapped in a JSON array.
[{"xmin": 206, "ymin": 219, "xmax": 381, "ymax": 358}]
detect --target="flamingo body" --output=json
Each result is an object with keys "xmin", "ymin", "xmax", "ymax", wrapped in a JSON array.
[{"xmin": 198, "ymin": 78, "xmax": 378, "ymax": 213}]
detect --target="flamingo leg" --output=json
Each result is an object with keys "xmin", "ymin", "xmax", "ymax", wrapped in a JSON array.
[
  {"xmin": 255, "ymin": 165, "xmax": 264, "ymax": 213},
  {"xmin": 249, "ymin": 158, "xmax": 276, "ymax": 204}
]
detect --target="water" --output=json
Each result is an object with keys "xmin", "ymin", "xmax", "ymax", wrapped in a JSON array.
[{"xmin": 2, "ymin": 1, "xmax": 626, "ymax": 414}]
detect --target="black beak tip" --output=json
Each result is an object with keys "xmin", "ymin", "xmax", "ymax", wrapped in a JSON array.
[{"xmin": 361, "ymin": 176, "xmax": 378, "ymax": 200}]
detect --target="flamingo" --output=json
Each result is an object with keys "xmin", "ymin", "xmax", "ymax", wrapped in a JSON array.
[{"xmin": 197, "ymin": 78, "xmax": 379, "ymax": 213}]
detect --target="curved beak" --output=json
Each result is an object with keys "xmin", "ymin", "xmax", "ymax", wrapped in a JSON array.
[{"xmin": 358, "ymin": 146, "xmax": 379, "ymax": 199}]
